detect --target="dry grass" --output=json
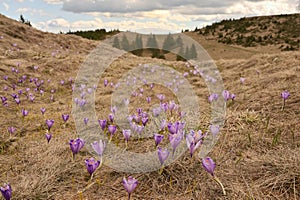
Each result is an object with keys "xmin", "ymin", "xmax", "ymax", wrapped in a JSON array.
[{"xmin": 0, "ymin": 14, "xmax": 299, "ymax": 200}]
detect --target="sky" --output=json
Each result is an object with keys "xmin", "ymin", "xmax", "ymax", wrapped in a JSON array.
[{"xmin": 0, "ymin": 0, "xmax": 299, "ymax": 34}]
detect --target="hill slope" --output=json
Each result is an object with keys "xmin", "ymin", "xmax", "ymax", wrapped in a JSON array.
[{"xmin": 195, "ymin": 13, "xmax": 300, "ymax": 51}]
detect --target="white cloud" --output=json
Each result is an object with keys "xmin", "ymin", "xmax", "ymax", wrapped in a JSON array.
[
  {"xmin": 36, "ymin": 17, "xmax": 186, "ymax": 33},
  {"xmin": 43, "ymin": 0, "xmax": 63, "ymax": 4},
  {"xmin": 16, "ymin": 7, "xmax": 48, "ymax": 16},
  {"xmin": 3, "ymin": 2, "xmax": 9, "ymax": 11}
]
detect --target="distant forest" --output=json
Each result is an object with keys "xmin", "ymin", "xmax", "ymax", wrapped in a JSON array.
[
  {"xmin": 67, "ymin": 28, "xmax": 120, "ymax": 40},
  {"xmin": 66, "ymin": 29, "xmax": 197, "ymax": 61}
]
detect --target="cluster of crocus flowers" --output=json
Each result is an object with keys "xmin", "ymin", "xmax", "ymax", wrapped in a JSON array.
[
  {"xmin": 281, "ymin": 90, "xmax": 290, "ymax": 110},
  {"xmin": 122, "ymin": 176, "xmax": 138, "ymax": 200},
  {"xmin": 202, "ymin": 157, "xmax": 226, "ymax": 195},
  {"xmin": 222, "ymin": 90, "xmax": 235, "ymax": 101},
  {"xmin": 186, "ymin": 130, "xmax": 205, "ymax": 158},
  {"xmin": 69, "ymin": 138, "xmax": 85, "ymax": 159},
  {"xmin": 0, "ymin": 183, "xmax": 12, "ymax": 200}
]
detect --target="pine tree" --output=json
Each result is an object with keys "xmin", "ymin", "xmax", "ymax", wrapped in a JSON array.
[
  {"xmin": 121, "ymin": 34, "xmax": 130, "ymax": 51},
  {"xmin": 112, "ymin": 36, "xmax": 120, "ymax": 49},
  {"xmin": 189, "ymin": 44, "xmax": 197, "ymax": 59},
  {"xmin": 162, "ymin": 33, "xmax": 176, "ymax": 51}
]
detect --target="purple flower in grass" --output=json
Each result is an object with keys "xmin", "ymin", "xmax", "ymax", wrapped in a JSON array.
[
  {"xmin": 98, "ymin": 119, "xmax": 107, "ymax": 131},
  {"xmin": 41, "ymin": 108, "xmax": 46, "ymax": 115},
  {"xmin": 154, "ymin": 133, "xmax": 164, "ymax": 147},
  {"xmin": 208, "ymin": 93, "xmax": 218, "ymax": 103},
  {"xmin": 104, "ymin": 79, "xmax": 108, "ymax": 87},
  {"xmin": 122, "ymin": 176, "xmax": 138, "ymax": 200},
  {"xmin": 45, "ymin": 133, "xmax": 52, "ymax": 143},
  {"xmin": 136, "ymin": 125, "xmax": 144, "ymax": 135},
  {"xmin": 230, "ymin": 93, "xmax": 236, "ymax": 100},
  {"xmin": 69, "ymin": 138, "xmax": 85, "ymax": 157},
  {"xmin": 157, "ymin": 94, "xmax": 165, "ymax": 102},
  {"xmin": 108, "ymin": 113, "xmax": 114, "ymax": 123},
  {"xmin": 240, "ymin": 77, "xmax": 245, "ymax": 84},
  {"xmin": 122, "ymin": 129, "xmax": 131, "ymax": 144},
  {"xmin": 222, "ymin": 90, "xmax": 230, "ymax": 101},
  {"xmin": 169, "ymin": 132, "xmax": 183, "ymax": 155},
  {"xmin": 210, "ymin": 125, "xmax": 220, "ymax": 136},
  {"xmin": 62, "ymin": 114, "xmax": 69, "ymax": 122},
  {"xmin": 157, "ymin": 147, "xmax": 170, "ymax": 165},
  {"xmin": 0, "ymin": 183, "xmax": 12, "ymax": 200},
  {"xmin": 22, "ymin": 109, "xmax": 29, "ymax": 117},
  {"xmin": 202, "ymin": 157, "xmax": 216, "ymax": 176},
  {"xmin": 46, "ymin": 119, "xmax": 54, "ymax": 131},
  {"xmin": 85, "ymin": 157, "xmax": 100, "ymax": 176},
  {"xmin": 141, "ymin": 117, "xmax": 148, "ymax": 126},
  {"xmin": 281, "ymin": 90, "xmax": 290, "ymax": 110},
  {"xmin": 146, "ymin": 96, "xmax": 151, "ymax": 103},
  {"xmin": 8, "ymin": 127, "xmax": 16, "ymax": 135},
  {"xmin": 91, "ymin": 140, "xmax": 106, "ymax": 158},
  {"xmin": 3, "ymin": 76, "xmax": 8, "ymax": 81},
  {"xmin": 281, "ymin": 90, "xmax": 290, "ymax": 100},
  {"xmin": 83, "ymin": 117, "xmax": 89, "ymax": 125},
  {"xmin": 15, "ymin": 98, "xmax": 20, "ymax": 104},
  {"xmin": 186, "ymin": 133, "xmax": 203, "ymax": 157},
  {"xmin": 108, "ymin": 125, "xmax": 117, "ymax": 139}
]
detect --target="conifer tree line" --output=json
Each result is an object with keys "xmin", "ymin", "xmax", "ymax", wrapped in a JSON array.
[{"xmin": 112, "ymin": 33, "xmax": 197, "ymax": 61}]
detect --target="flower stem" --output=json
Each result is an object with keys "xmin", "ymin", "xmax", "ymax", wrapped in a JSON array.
[{"xmin": 213, "ymin": 176, "xmax": 226, "ymax": 195}]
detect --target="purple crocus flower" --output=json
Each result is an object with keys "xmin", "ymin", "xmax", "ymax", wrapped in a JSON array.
[
  {"xmin": 281, "ymin": 90, "xmax": 290, "ymax": 110},
  {"xmin": 122, "ymin": 129, "xmax": 131, "ymax": 143},
  {"xmin": 146, "ymin": 96, "xmax": 151, "ymax": 103},
  {"xmin": 104, "ymin": 79, "xmax": 108, "ymax": 87},
  {"xmin": 154, "ymin": 133, "xmax": 164, "ymax": 147},
  {"xmin": 157, "ymin": 147, "xmax": 170, "ymax": 165},
  {"xmin": 240, "ymin": 77, "xmax": 245, "ymax": 84},
  {"xmin": 41, "ymin": 108, "xmax": 46, "ymax": 115},
  {"xmin": 85, "ymin": 157, "xmax": 100, "ymax": 176},
  {"xmin": 202, "ymin": 157, "xmax": 216, "ymax": 176},
  {"xmin": 1, "ymin": 96, "xmax": 7, "ymax": 104},
  {"xmin": 45, "ymin": 133, "xmax": 52, "ymax": 143},
  {"xmin": 8, "ymin": 127, "xmax": 16, "ymax": 134},
  {"xmin": 108, "ymin": 125, "xmax": 117, "ymax": 138},
  {"xmin": 141, "ymin": 117, "xmax": 148, "ymax": 126},
  {"xmin": 169, "ymin": 132, "xmax": 183, "ymax": 154},
  {"xmin": 157, "ymin": 94, "xmax": 165, "ymax": 102},
  {"xmin": 83, "ymin": 117, "xmax": 89, "ymax": 125},
  {"xmin": 108, "ymin": 113, "xmax": 114, "ymax": 123},
  {"xmin": 11, "ymin": 93, "xmax": 18, "ymax": 99},
  {"xmin": 3, "ymin": 76, "xmax": 8, "ymax": 81},
  {"xmin": 186, "ymin": 133, "xmax": 203, "ymax": 157},
  {"xmin": 46, "ymin": 119, "xmax": 54, "ymax": 131},
  {"xmin": 281, "ymin": 90, "xmax": 290, "ymax": 100},
  {"xmin": 222, "ymin": 90, "xmax": 230, "ymax": 101},
  {"xmin": 98, "ymin": 119, "xmax": 107, "ymax": 131},
  {"xmin": 136, "ymin": 125, "xmax": 144, "ymax": 135},
  {"xmin": 15, "ymin": 98, "xmax": 20, "ymax": 104},
  {"xmin": 230, "ymin": 93, "xmax": 236, "ymax": 100},
  {"xmin": 69, "ymin": 138, "xmax": 85, "ymax": 157},
  {"xmin": 210, "ymin": 125, "xmax": 220, "ymax": 136},
  {"xmin": 160, "ymin": 119, "xmax": 167, "ymax": 130},
  {"xmin": 0, "ymin": 183, "xmax": 12, "ymax": 200},
  {"xmin": 91, "ymin": 140, "xmax": 106, "ymax": 158},
  {"xmin": 22, "ymin": 109, "xmax": 29, "ymax": 117},
  {"xmin": 208, "ymin": 93, "xmax": 219, "ymax": 103},
  {"xmin": 122, "ymin": 176, "xmax": 138, "ymax": 200},
  {"xmin": 62, "ymin": 114, "xmax": 69, "ymax": 122}
]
